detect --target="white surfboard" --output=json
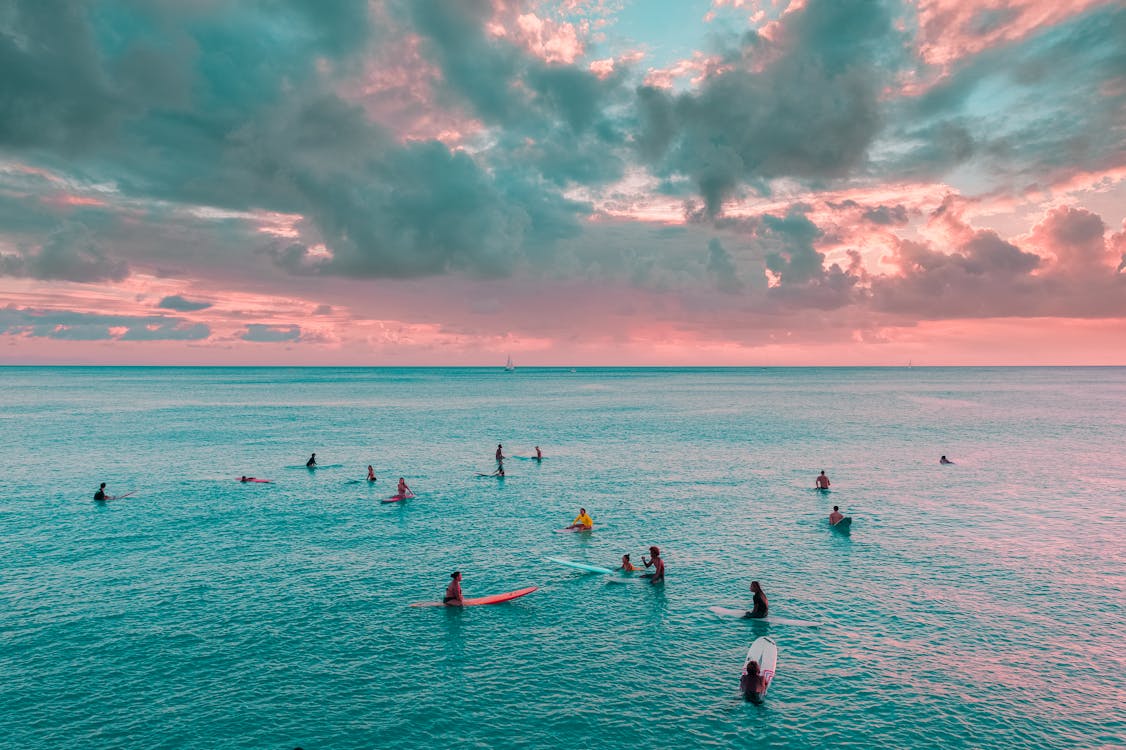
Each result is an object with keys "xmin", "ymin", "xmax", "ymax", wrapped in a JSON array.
[
  {"xmin": 546, "ymin": 557, "xmax": 614, "ymax": 575},
  {"xmin": 742, "ymin": 636, "xmax": 778, "ymax": 700},
  {"xmin": 709, "ymin": 605, "xmax": 820, "ymax": 627}
]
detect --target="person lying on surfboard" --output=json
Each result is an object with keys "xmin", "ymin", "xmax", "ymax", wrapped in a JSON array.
[
  {"xmin": 443, "ymin": 572, "xmax": 463, "ymax": 606},
  {"xmin": 815, "ymin": 470, "xmax": 830, "ymax": 489},
  {"xmin": 565, "ymin": 508, "xmax": 593, "ymax": 530},
  {"xmin": 829, "ymin": 506, "xmax": 844, "ymax": 525},
  {"xmin": 641, "ymin": 546, "xmax": 665, "ymax": 583},
  {"xmin": 397, "ymin": 477, "xmax": 413, "ymax": 497},
  {"xmin": 367, "ymin": 465, "xmax": 376, "ymax": 481},
  {"xmin": 745, "ymin": 581, "xmax": 768, "ymax": 619},
  {"xmin": 306, "ymin": 453, "xmax": 317, "ymax": 468},
  {"xmin": 619, "ymin": 554, "xmax": 639, "ymax": 572}
]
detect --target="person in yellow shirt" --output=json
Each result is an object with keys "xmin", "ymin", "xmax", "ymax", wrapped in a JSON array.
[{"xmin": 566, "ymin": 507, "xmax": 593, "ymax": 530}]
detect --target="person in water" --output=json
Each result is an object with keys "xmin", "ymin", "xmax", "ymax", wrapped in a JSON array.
[
  {"xmin": 306, "ymin": 453, "xmax": 317, "ymax": 468},
  {"xmin": 534, "ymin": 446, "xmax": 542, "ymax": 460},
  {"xmin": 94, "ymin": 482, "xmax": 107, "ymax": 501},
  {"xmin": 741, "ymin": 660, "xmax": 765, "ymax": 703},
  {"xmin": 495, "ymin": 444, "xmax": 505, "ymax": 463},
  {"xmin": 367, "ymin": 465, "xmax": 376, "ymax": 481},
  {"xmin": 815, "ymin": 470, "xmax": 831, "ymax": 489},
  {"xmin": 239, "ymin": 476, "xmax": 252, "ymax": 483},
  {"xmin": 619, "ymin": 554, "xmax": 638, "ymax": 572},
  {"xmin": 443, "ymin": 571, "xmax": 463, "ymax": 606},
  {"xmin": 745, "ymin": 581, "xmax": 768, "ymax": 619},
  {"xmin": 493, "ymin": 465, "xmax": 505, "ymax": 477},
  {"xmin": 940, "ymin": 455, "xmax": 954, "ymax": 465},
  {"xmin": 397, "ymin": 477, "xmax": 412, "ymax": 497},
  {"xmin": 567, "ymin": 507, "xmax": 593, "ymax": 530},
  {"xmin": 641, "ymin": 546, "xmax": 665, "ymax": 583},
  {"xmin": 829, "ymin": 506, "xmax": 844, "ymax": 525}
]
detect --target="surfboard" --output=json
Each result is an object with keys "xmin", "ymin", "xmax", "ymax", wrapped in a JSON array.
[
  {"xmin": 831, "ymin": 516, "xmax": 852, "ymax": 530},
  {"xmin": 237, "ymin": 478, "xmax": 272, "ymax": 483},
  {"xmin": 709, "ymin": 606, "xmax": 820, "ymax": 627},
  {"xmin": 605, "ymin": 575, "xmax": 658, "ymax": 584},
  {"xmin": 553, "ymin": 527, "xmax": 592, "ymax": 534},
  {"xmin": 475, "ymin": 472, "xmax": 505, "ymax": 478},
  {"xmin": 546, "ymin": 557, "xmax": 613, "ymax": 574},
  {"xmin": 742, "ymin": 636, "xmax": 778, "ymax": 701},
  {"xmin": 410, "ymin": 586, "xmax": 538, "ymax": 607},
  {"xmin": 381, "ymin": 494, "xmax": 412, "ymax": 504}
]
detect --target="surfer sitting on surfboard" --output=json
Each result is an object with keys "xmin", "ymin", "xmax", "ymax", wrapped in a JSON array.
[
  {"xmin": 641, "ymin": 546, "xmax": 665, "ymax": 583},
  {"xmin": 443, "ymin": 572, "xmax": 463, "ymax": 606},
  {"xmin": 829, "ymin": 506, "xmax": 844, "ymax": 525},
  {"xmin": 940, "ymin": 455, "xmax": 954, "ymax": 464},
  {"xmin": 306, "ymin": 453, "xmax": 317, "ymax": 468},
  {"xmin": 745, "ymin": 581, "xmax": 768, "ymax": 619},
  {"xmin": 367, "ymin": 465, "xmax": 376, "ymax": 481},
  {"xmin": 619, "ymin": 554, "xmax": 638, "ymax": 572},
  {"xmin": 397, "ymin": 477, "xmax": 413, "ymax": 497},
  {"xmin": 566, "ymin": 508, "xmax": 593, "ymax": 530},
  {"xmin": 740, "ymin": 660, "xmax": 765, "ymax": 702},
  {"xmin": 815, "ymin": 470, "xmax": 830, "ymax": 489}
]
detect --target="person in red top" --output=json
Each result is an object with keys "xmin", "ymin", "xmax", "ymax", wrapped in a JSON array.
[
  {"xmin": 641, "ymin": 546, "xmax": 665, "ymax": 583},
  {"xmin": 443, "ymin": 572, "xmax": 463, "ymax": 606}
]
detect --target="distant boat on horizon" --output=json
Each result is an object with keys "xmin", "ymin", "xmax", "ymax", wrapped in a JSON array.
[{"xmin": 504, "ymin": 355, "xmax": 515, "ymax": 372}]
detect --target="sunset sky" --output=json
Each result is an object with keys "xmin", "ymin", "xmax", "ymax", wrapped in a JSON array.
[{"xmin": 1, "ymin": 0, "xmax": 1124, "ymax": 365}]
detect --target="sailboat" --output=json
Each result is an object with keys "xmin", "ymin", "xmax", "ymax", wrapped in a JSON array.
[{"xmin": 504, "ymin": 355, "xmax": 515, "ymax": 372}]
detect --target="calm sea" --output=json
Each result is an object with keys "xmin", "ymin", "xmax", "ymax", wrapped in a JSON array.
[{"xmin": 1, "ymin": 367, "xmax": 1123, "ymax": 749}]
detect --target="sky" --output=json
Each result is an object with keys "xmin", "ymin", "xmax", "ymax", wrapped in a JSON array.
[{"xmin": 1, "ymin": 0, "xmax": 1124, "ymax": 366}]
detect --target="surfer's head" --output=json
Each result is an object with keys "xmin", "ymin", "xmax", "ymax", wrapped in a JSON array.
[
  {"xmin": 833, "ymin": 506, "xmax": 839, "ymax": 511},
  {"xmin": 451, "ymin": 571, "xmax": 461, "ymax": 580},
  {"xmin": 649, "ymin": 545, "xmax": 660, "ymax": 556},
  {"xmin": 751, "ymin": 580, "xmax": 762, "ymax": 593}
]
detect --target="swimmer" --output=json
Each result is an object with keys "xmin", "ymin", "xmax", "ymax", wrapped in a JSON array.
[
  {"xmin": 306, "ymin": 453, "xmax": 317, "ymax": 468},
  {"xmin": 741, "ymin": 659, "xmax": 765, "ymax": 703},
  {"xmin": 619, "ymin": 554, "xmax": 638, "ymax": 572},
  {"xmin": 567, "ymin": 507, "xmax": 593, "ymax": 530},
  {"xmin": 940, "ymin": 455, "xmax": 954, "ymax": 465},
  {"xmin": 443, "ymin": 571, "xmax": 463, "ymax": 606},
  {"xmin": 641, "ymin": 546, "xmax": 665, "ymax": 583},
  {"xmin": 367, "ymin": 465, "xmax": 376, "ymax": 481},
  {"xmin": 397, "ymin": 477, "xmax": 413, "ymax": 497},
  {"xmin": 815, "ymin": 470, "xmax": 831, "ymax": 489},
  {"xmin": 829, "ymin": 506, "xmax": 844, "ymax": 525},
  {"xmin": 744, "ymin": 581, "xmax": 768, "ymax": 619}
]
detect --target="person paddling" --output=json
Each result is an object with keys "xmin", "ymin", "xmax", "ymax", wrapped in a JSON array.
[
  {"xmin": 443, "ymin": 572, "xmax": 464, "ymax": 606},
  {"xmin": 829, "ymin": 506, "xmax": 844, "ymax": 525},
  {"xmin": 566, "ymin": 507, "xmax": 593, "ymax": 530},
  {"xmin": 306, "ymin": 453, "xmax": 317, "ymax": 468},
  {"xmin": 815, "ymin": 470, "xmax": 830, "ymax": 489},
  {"xmin": 641, "ymin": 546, "xmax": 665, "ymax": 583},
  {"xmin": 367, "ymin": 465, "xmax": 376, "ymax": 481},
  {"xmin": 744, "ymin": 581, "xmax": 768, "ymax": 619}
]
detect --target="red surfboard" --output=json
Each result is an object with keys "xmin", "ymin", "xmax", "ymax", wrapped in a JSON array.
[{"xmin": 410, "ymin": 586, "xmax": 538, "ymax": 607}]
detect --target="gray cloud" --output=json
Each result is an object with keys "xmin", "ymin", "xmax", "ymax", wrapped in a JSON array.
[
  {"xmin": 242, "ymin": 324, "xmax": 301, "ymax": 342},
  {"xmin": 706, "ymin": 238, "xmax": 743, "ymax": 294},
  {"xmin": 157, "ymin": 295, "xmax": 212, "ymax": 312},
  {"xmin": 0, "ymin": 223, "xmax": 128, "ymax": 282},
  {"xmin": 0, "ymin": 306, "xmax": 210, "ymax": 341}
]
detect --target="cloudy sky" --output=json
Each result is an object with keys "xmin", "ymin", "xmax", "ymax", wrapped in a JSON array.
[{"xmin": 1, "ymin": 0, "xmax": 1124, "ymax": 365}]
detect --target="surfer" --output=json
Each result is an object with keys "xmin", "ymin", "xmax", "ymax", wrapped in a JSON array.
[
  {"xmin": 815, "ymin": 470, "xmax": 830, "ymax": 489},
  {"xmin": 619, "ymin": 554, "xmax": 638, "ymax": 572},
  {"xmin": 94, "ymin": 482, "xmax": 107, "ymax": 501},
  {"xmin": 741, "ymin": 660, "xmax": 765, "ymax": 703},
  {"xmin": 940, "ymin": 455, "xmax": 954, "ymax": 465},
  {"xmin": 306, "ymin": 453, "xmax": 317, "ymax": 468},
  {"xmin": 367, "ymin": 465, "xmax": 376, "ymax": 481},
  {"xmin": 239, "ymin": 476, "xmax": 252, "ymax": 483},
  {"xmin": 566, "ymin": 508, "xmax": 593, "ymax": 530},
  {"xmin": 443, "ymin": 571, "xmax": 463, "ymax": 606},
  {"xmin": 397, "ymin": 477, "xmax": 413, "ymax": 497},
  {"xmin": 641, "ymin": 546, "xmax": 665, "ymax": 583},
  {"xmin": 744, "ymin": 581, "xmax": 768, "ymax": 619},
  {"xmin": 495, "ymin": 444, "xmax": 505, "ymax": 463},
  {"xmin": 829, "ymin": 506, "xmax": 844, "ymax": 525},
  {"xmin": 534, "ymin": 446, "xmax": 542, "ymax": 460}
]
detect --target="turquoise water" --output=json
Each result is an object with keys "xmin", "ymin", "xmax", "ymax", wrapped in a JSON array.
[{"xmin": 2, "ymin": 367, "xmax": 1124, "ymax": 749}]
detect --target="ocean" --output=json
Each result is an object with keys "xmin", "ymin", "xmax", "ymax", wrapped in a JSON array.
[{"xmin": 1, "ymin": 367, "xmax": 1123, "ymax": 749}]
